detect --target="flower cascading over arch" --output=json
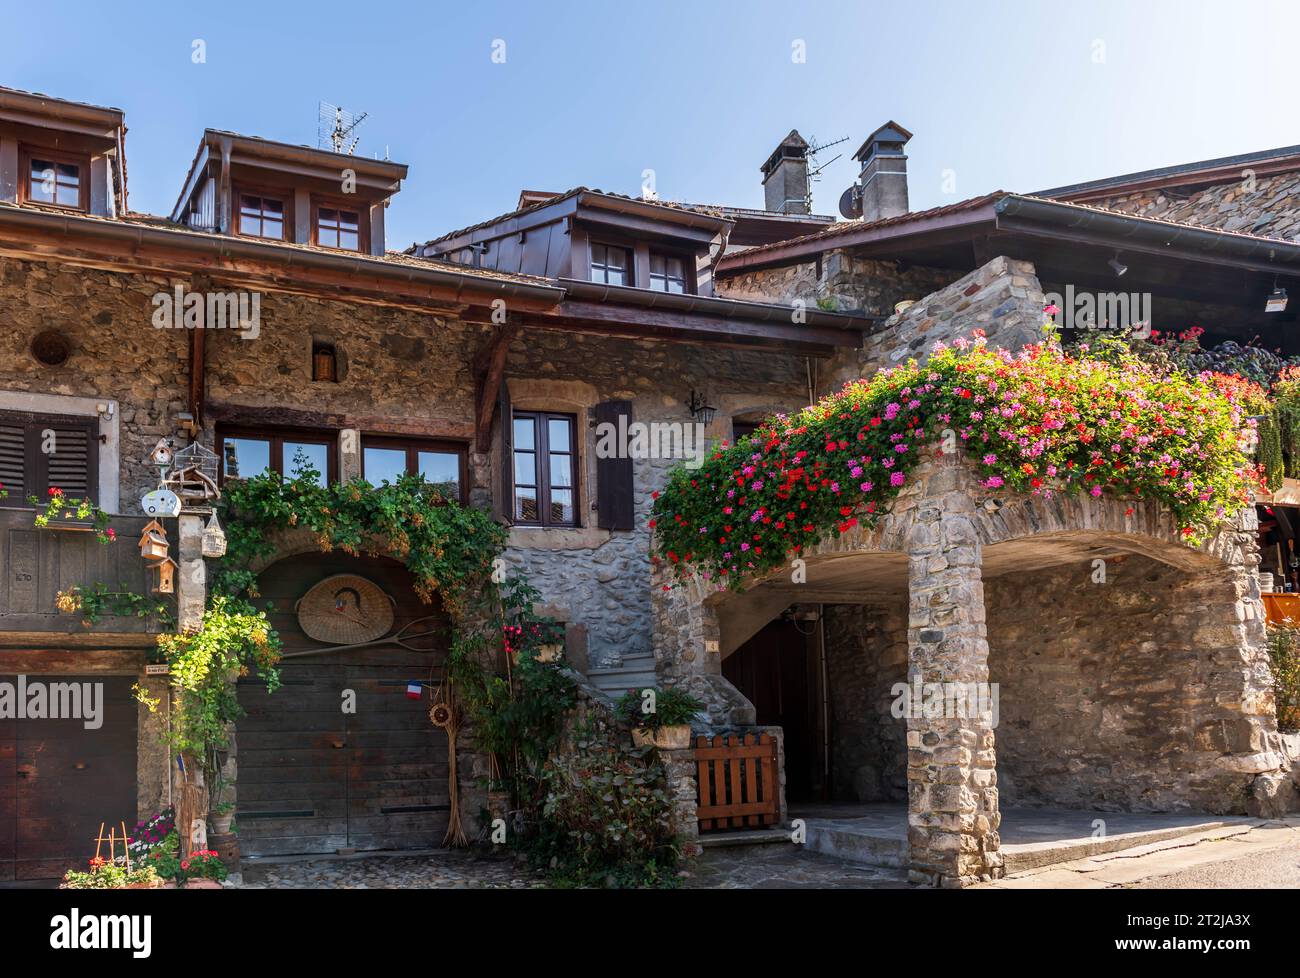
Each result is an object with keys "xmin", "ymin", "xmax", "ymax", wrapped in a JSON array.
[{"xmin": 651, "ymin": 326, "xmax": 1262, "ymax": 589}]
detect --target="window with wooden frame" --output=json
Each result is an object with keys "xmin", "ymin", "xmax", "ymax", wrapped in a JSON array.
[
  {"xmin": 313, "ymin": 201, "xmax": 364, "ymax": 252},
  {"xmin": 361, "ymin": 436, "xmax": 466, "ymax": 503},
  {"xmin": 21, "ymin": 148, "xmax": 88, "ymax": 211},
  {"xmin": 237, "ymin": 192, "xmax": 287, "ymax": 240},
  {"xmin": 511, "ymin": 412, "xmax": 577, "ymax": 526},
  {"xmin": 216, "ymin": 427, "xmax": 337, "ymax": 485},
  {"xmin": 649, "ymin": 251, "xmax": 689, "ymax": 294},
  {"xmin": 589, "ymin": 243, "xmax": 631, "ymax": 287},
  {"xmin": 0, "ymin": 410, "xmax": 98, "ymax": 501}
]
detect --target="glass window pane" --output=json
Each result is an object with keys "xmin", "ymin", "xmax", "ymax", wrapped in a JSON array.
[
  {"xmin": 241, "ymin": 196, "xmax": 260, "ymax": 214},
  {"xmin": 549, "ymin": 453, "xmax": 572, "ymax": 488},
  {"xmin": 239, "ymin": 214, "xmax": 261, "ymax": 235},
  {"xmin": 650, "ymin": 254, "xmax": 665, "ymax": 275},
  {"xmin": 550, "ymin": 488, "xmax": 574, "ymax": 524},
  {"xmin": 263, "ymin": 198, "xmax": 283, "ymax": 215},
  {"xmin": 29, "ymin": 162, "xmax": 55, "ymax": 203},
  {"xmin": 319, "ymin": 208, "xmax": 337, "ymax": 224},
  {"xmin": 667, "ymin": 257, "xmax": 684, "ymax": 277},
  {"xmin": 515, "ymin": 487, "xmax": 538, "ymax": 522},
  {"xmin": 607, "ymin": 266, "xmax": 626, "ymax": 287},
  {"xmin": 339, "ymin": 230, "xmax": 359, "ymax": 250},
  {"xmin": 261, "ymin": 217, "xmax": 283, "ymax": 240},
  {"xmin": 340, "ymin": 211, "xmax": 359, "ymax": 231},
  {"xmin": 222, "ymin": 437, "xmax": 271, "ymax": 480},
  {"xmin": 363, "ymin": 446, "xmax": 407, "ymax": 485},
  {"xmin": 591, "ymin": 244, "xmax": 606, "ymax": 265},
  {"xmin": 283, "ymin": 442, "xmax": 328, "ymax": 485},
  {"xmin": 418, "ymin": 451, "xmax": 460, "ymax": 498},
  {"xmin": 513, "ymin": 417, "xmax": 535, "ymax": 449},
  {"xmin": 547, "ymin": 418, "xmax": 571, "ymax": 452},
  {"xmin": 608, "ymin": 248, "xmax": 627, "ymax": 270},
  {"xmin": 668, "ymin": 278, "xmax": 685, "ymax": 294},
  {"xmin": 513, "ymin": 451, "xmax": 536, "ymax": 486}
]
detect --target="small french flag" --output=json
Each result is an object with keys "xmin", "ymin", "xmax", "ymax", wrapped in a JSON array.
[{"xmin": 405, "ymin": 681, "xmax": 423, "ymax": 700}]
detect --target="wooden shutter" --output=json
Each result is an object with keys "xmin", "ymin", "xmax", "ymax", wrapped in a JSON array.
[
  {"xmin": 0, "ymin": 411, "xmax": 98, "ymax": 502},
  {"xmin": 493, "ymin": 380, "xmax": 513, "ymax": 523},
  {"xmin": 0, "ymin": 420, "xmax": 25, "ymax": 498},
  {"xmin": 595, "ymin": 400, "xmax": 634, "ymax": 531}
]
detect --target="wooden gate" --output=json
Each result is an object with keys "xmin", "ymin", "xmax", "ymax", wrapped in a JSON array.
[{"xmin": 694, "ymin": 733, "xmax": 780, "ymax": 832}]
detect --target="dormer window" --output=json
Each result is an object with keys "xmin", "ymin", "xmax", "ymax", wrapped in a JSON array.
[
  {"xmin": 238, "ymin": 193, "xmax": 286, "ymax": 240},
  {"xmin": 590, "ymin": 243, "xmax": 630, "ymax": 286},
  {"xmin": 23, "ymin": 151, "xmax": 86, "ymax": 210},
  {"xmin": 315, "ymin": 204, "xmax": 361, "ymax": 251},
  {"xmin": 649, "ymin": 252, "xmax": 687, "ymax": 294}
]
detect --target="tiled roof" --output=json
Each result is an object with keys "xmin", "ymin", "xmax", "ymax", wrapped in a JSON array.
[
  {"xmin": 1007, "ymin": 193, "xmax": 1300, "ymax": 246},
  {"xmin": 717, "ymin": 191, "xmax": 1009, "ymax": 263},
  {"xmin": 416, "ymin": 187, "xmax": 731, "ymax": 250}
]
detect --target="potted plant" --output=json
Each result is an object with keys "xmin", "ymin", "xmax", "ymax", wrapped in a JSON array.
[
  {"xmin": 210, "ymin": 801, "xmax": 235, "ymax": 835},
  {"xmin": 615, "ymin": 686, "xmax": 705, "ymax": 750},
  {"xmin": 29, "ymin": 488, "xmax": 115, "ymax": 543},
  {"xmin": 180, "ymin": 849, "xmax": 228, "ymax": 887}
]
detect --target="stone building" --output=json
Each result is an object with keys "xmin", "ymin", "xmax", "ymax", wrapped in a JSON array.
[{"xmin": 0, "ymin": 84, "xmax": 1296, "ymax": 884}]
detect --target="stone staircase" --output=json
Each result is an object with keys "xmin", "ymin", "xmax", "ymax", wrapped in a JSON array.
[{"xmin": 586, "ymin": 652, "xmax": 658, "ymax": 699}]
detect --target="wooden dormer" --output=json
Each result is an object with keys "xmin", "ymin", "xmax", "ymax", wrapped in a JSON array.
[
  {"xmin": 0, "ymin": 86, "xmax": 127, "ymax": 217},
  {"xmin": 169, "ymin": 129, "xmax": 408, "ymax": 257}
]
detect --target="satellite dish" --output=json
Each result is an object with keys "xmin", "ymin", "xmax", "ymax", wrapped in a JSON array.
[{"xmin": 838, "ymin": 185, "xmax": 863, "ymax": 220}]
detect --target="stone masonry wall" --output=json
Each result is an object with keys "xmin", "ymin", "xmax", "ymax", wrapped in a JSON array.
[
  {"xmin": 0, "ymin": 256, "xmax": 810, "ymax": 669},
  {"xmin": 717, "ymin": 249, "xmax": 949, "ymax": 319},
  {"xmin": 822, "ymin": 601, "xmax": 909, "ymax": 803},
  {"xmin": 858, "ymin": 256, "xmax": 1045, "ymax": 378},
  {"xmin": 1091, "ymin": 170, "xmax": 1300, "ymax": 241}
]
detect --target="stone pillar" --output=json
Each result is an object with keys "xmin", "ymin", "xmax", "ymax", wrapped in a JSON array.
[
  {"xmin": 662, "ymin": 747, "xmax": 702, "ymax": 857},
  {"xmin": 176, "ymin": 513, "xmax": 206, "ymax": 632},
  {"xmin": 903, "ymin": 456, "xmax": 1003, "ymax": 886}
]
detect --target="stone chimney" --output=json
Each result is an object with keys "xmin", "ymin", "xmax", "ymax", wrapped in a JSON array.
[
  {"xmin": 760, "ymin": 130, "xmax": 810, "ymax": 215},
  {"xmin": 853, "ymin": 121, "xmax": 911, "ymax": 222}
]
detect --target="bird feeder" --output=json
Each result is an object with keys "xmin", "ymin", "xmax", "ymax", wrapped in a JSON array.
[{"xmin": 138, "ymin": 520, "xmax": 170, "ymax": 561}]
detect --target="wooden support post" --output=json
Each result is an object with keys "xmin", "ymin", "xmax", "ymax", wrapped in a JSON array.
[{"xmin": 474, "ymin": 325, "xmax": 517, "ymax": 452}]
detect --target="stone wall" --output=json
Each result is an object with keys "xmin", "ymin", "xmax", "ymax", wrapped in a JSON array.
[
  {"xmin": 1090, "ymin": 170, "xmax": 1300, "ymax": 241},
  {"xmin": 859, "ymin": 256, "xmax": 1045, "ymax": 377},
  {"xmin": 822, "ymin": 602, "xmax": 908, "ymax": 802},
  {"xmin": 0, "ymin": 256, "xmax": 810, "ymax": 669},
  {"xmin": 716, "ymin": 249, "xmax": 950, "ymax": 319},
  {"xmin": 984, "ymin": 554, "xmax": 1253, "ymax": 813}
]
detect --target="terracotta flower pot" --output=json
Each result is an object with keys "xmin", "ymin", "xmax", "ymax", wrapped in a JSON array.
[
  {"xmin": 182, "ymin": 878, "xmax": 223, "ymax": 889},
  {"xmin": 632, "ymin": 724, "xmax": 691, "ymax": 750}
]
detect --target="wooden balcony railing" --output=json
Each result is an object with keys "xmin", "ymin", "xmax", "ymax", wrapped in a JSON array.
[{"xmin": 0, "ymin": 507, "xmax": 159, "ymax": 635}]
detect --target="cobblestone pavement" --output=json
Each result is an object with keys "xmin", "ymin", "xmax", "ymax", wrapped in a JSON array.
[
  {"xmin": 230, "ymin": 842, "xmax": 911, "ymax": 889},
  {"xmin": 232, "ymin": 850, "xmax": 545, "ymax": 889},
  {"xmin": 684, "ymin": 844, "xmax": 910, "ymax": 889}
]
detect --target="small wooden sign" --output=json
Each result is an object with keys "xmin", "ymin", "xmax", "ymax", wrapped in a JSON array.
[{"xmin": 145, "ymin": 663, "xmax": 170, "ymax": 676}]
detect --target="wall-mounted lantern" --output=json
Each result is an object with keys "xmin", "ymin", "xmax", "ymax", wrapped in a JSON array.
[{"xmin": 687, "ymin": 390, "xmax": 717, "ymax": 427}]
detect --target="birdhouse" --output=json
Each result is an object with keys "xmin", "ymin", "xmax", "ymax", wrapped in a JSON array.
[
  {"xmin": 171, "ymin": 443, "xmax": 221, "ymax": 495},
  {"xmin": 150, "ymin": 438, "xmax": 175, "ymax": 469},
  {"xmin": 138, "ymin": 520, "xmax": 170, "ymax": 561},
  {"xmin": 150, "ymin": 557, "xmax": 177, "ymax": 595}
]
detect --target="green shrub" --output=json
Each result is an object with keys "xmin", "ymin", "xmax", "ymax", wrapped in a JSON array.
[
  {"xmin": 537, "ymin": 718, "xmax": 679, "ymax": 887},
  {"xmin": 1267, "ymin": 622, "xmax": 1300, "ymax": 732}
]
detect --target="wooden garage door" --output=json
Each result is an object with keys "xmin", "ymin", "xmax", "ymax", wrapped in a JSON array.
[
  {"xmin": 236, "ymin": 646, "xmax": 449, "ymax": 857},
  {"xmin": 0, "ymin": 674, "xmax": 138, "ymax": 881}
]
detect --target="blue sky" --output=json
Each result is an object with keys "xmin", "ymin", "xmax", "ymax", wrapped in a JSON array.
[{"xmin": 3, "ymin": 0, "xmax": 1297, "ymax": 248}]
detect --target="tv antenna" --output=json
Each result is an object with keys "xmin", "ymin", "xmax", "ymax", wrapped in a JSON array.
[
  {"xmin": 804, "ymin": 134, "xmax": 849, "ymax": 211},
  {"xmin": 318, "ymin": 101, "xmax": 369, "ymax": 155}
]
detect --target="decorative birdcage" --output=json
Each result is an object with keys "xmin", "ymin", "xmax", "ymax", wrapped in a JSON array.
[{"xmin": 167, "ymin": 442, "xmax": 222, "ymax": 504}]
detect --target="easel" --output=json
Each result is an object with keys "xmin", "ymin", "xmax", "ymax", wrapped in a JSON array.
[{"xmin": 92, "ymin": 821, "xmax": 133, "ymax": 870}]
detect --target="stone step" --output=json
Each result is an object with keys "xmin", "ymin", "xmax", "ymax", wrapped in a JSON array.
[
  {"xmin": 699, "ymin": 828, "xmax": 792, "ymax": 849},
  {"xmin": 800, "ymin": 818, "xmax": 909, "ymax": 869}
]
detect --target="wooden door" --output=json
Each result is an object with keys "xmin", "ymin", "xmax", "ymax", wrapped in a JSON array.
[
  {"xmin": 0, "ymin": 674, "xmax": 137, "ymax": 881},
  {"xmin": 722, "ymin": 619, "xmax": 814, "ymax": 802}
]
